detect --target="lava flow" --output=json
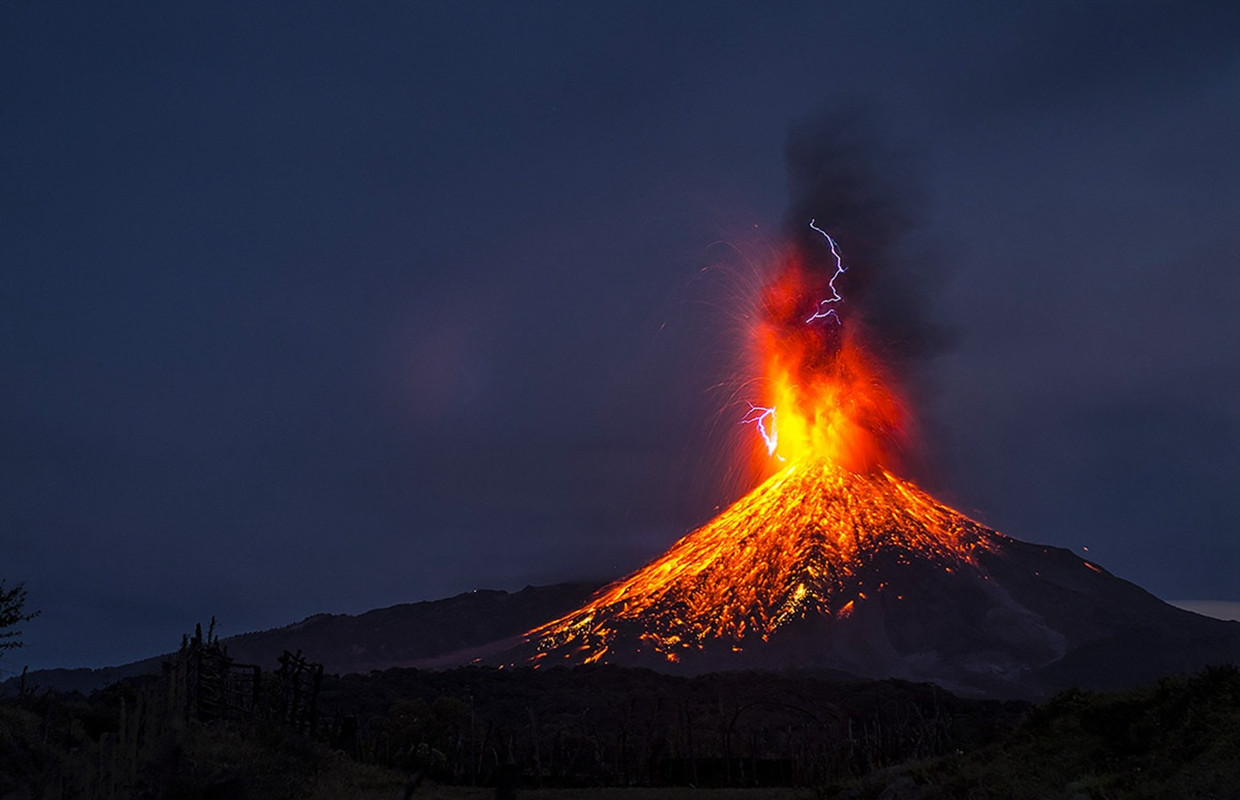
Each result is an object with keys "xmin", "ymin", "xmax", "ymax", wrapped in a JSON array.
[
  {"xmin": 529, "ymin": 462, "xmax": 999, "ymax": 666},
  {"xmin": 523, "ymin": 225, "xmax": 1000, "ymax": 668}
]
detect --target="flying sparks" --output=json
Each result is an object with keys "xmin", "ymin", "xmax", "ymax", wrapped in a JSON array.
[{"xmin": 805, "ymin": 219, "xmax": 848, "ymax": 325}]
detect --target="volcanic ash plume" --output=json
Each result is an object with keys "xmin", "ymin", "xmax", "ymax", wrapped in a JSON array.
[{"xmin": 783, "ymin": 105, "xmax": 949, "ymax": 374}]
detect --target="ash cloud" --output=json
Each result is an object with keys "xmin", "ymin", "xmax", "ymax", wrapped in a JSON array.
[{"xmin": 784, "ymin": 104, "xmax": 953, "ymax": 374}]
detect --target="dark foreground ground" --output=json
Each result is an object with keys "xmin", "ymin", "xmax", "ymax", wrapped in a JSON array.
[{"xmin": 2, "ymin": 660, "xmax": 1239, "ymax": 799}]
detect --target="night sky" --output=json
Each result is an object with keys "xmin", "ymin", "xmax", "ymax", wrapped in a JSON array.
[{"xmin": 4, "ymin": 2, "xmax": 1239, "ymax": 673}]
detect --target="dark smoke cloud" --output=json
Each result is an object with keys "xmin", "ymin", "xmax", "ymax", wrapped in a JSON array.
[{"xmin": 784, "ymin": 103, "xmax": 953, "ymax": 373}]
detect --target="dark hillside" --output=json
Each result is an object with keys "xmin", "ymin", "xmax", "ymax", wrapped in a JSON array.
[
  {"xmin": 2, "ymin": 582, "xmax": 598, "ymax": 696},
  {"xmin": 223, "ymin": 582, "xmax": 598, "ymax": 673},
  {"xmin": 835, "ymin": 665, "xmax": 1240, "ymax": 799}
]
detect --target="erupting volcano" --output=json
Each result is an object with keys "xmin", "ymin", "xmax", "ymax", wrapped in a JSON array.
[
  {"xmin": 489, "ymin": 116, "xmax": 1240, "ymax": 696},
  {"xmin": 508, "ymin": 224, "xmax": 1020, "ymax": 687},
  {"xmin": 494, "ymin": 214, "xmax": 1240, "ymax": 697},
  {"xmin": 526, "ymin": 224, "xmax": 980, "ymax": 648}
]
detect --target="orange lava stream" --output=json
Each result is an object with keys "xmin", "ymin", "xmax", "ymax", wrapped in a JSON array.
[{"xmin": 529, "ymin": 461, "xmax": 998, "ymax": 665}]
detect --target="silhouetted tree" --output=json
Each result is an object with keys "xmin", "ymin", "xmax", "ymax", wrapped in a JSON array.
[{"xmin": 0, "ymin": 581, "xmax": 39, "ymax": 658}]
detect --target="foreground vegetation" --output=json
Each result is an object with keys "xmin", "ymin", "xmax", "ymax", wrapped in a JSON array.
[
  {"xmin": 2, "ymin": 662, "xmax": 1239, "ymax": 798},
  {"xmin": 828, "ymin": 665, "xmax": 1240, "ymax": 799},
  {"xmin": 315, "ymin": 665, "xmax": 1023, "ymax": 787}
]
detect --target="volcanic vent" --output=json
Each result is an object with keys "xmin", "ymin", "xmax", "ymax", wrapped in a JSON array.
[{"xmin": 499, "ymin": 220, "xmax": 1240, "ymax": 698}]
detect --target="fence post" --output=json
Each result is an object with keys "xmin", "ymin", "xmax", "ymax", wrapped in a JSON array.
[{"xmin": 253, "ymin": 665, "xmax": 263, "ymax": 719}]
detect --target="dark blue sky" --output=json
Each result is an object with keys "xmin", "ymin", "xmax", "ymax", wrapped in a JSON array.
[{"xmin": 4, "ymin": 2, "xmax": 1239, "ymax": 672}]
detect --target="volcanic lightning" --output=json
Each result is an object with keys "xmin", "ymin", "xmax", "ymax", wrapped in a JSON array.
[
  {"xmin": 804, "ymin": 219, "xmax": 848, "ymax": 325},
  {"xmin": 740, "ymin": 403, "xmax": 778, "ymax": 455}
]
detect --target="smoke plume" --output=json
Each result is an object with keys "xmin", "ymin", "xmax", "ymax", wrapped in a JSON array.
[{"xmin": 783, "ymin": 104, "xmax": 952, "ymax": 376}]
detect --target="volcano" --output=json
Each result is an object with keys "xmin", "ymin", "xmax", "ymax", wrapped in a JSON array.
[
  {"xmin": 505, "ymin": 460, "xmax": 1240, "ymax": 697},
  {"xmin": 494, "ymin": 222, "xmax": 1240, "ymax": 697}
]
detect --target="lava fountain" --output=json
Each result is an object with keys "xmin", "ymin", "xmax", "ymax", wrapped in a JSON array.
[{"xmin": 741, "ymin": 221, "xmax": 906, "ymax": 473}]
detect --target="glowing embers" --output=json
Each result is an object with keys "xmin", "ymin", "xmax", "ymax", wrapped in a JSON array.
[{"xmin": 526, "ymin": 461, "xmax": 997, "ymax": 665}]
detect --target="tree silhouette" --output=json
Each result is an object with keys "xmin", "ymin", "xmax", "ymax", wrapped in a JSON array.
[{"xmin": 0, "ymin": 581, "xmax": 39, "ymax": 658}]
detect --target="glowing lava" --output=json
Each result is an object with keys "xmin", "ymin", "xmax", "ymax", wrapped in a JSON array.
[
  {"xmin": 529, "ymin": 461, "xmax": 997, "ymax": 666},
  {"xmin": 522, "ymin": 224, "xmax": 990, "ymax": 668}
]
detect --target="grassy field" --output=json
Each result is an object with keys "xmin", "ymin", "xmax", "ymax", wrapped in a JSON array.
[
  {"xmin": 293, "ymin": 768, "xmax": 820, "ymax": 800},
  {"xmin": 176, "ymin": 722, "xmax": 822, "ymax": 800},
  {"xmin": 405, "ymin": 789, "xmax": 817, "ymax": 800},
  {"xmin": 11, "ymin": 664, "xmax": 1238, "ymax": 799}
]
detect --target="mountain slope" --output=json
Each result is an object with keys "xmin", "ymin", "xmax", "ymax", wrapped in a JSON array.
[
  {"xmin": 222, "ymin": 581, "xmax": 597, "ymax": 673},
  {"xmin": 498, "ymin": 462, "xmax": 1240, "ymax": 697},
  {"xmin": 3, "ymin": 582, "xmax": 597, "ymax": 695}
]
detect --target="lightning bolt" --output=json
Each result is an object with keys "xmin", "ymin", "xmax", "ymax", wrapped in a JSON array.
[
  {"xmin": 805, "ymin": 219, "xmax": 848, "ymax": 325},
  {"xmin": 740, "ymin": 404, "xmax": 778, "ymax": 455}
]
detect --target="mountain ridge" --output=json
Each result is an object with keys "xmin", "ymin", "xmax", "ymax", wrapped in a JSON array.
[{"xmin": 1, "ymin": 581, "xmax": 598, "ymax": 696}]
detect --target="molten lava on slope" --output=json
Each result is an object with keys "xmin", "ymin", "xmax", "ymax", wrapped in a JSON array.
[
  {"xmin": 531, "ymin": 462, "xmax": 998, "ymax": 667},
  {"xmin": 502, "ymin": 225, "xmax": 1240, "ymax": 697}
]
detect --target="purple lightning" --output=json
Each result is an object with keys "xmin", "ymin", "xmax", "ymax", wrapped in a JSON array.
[
  {"xmin": 805, "ymin": 219, "xmax": 848, "ymax": 325},
  {"xmin": 740, "ymin": 403, "xmax": 778, "ymax": 455}
]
